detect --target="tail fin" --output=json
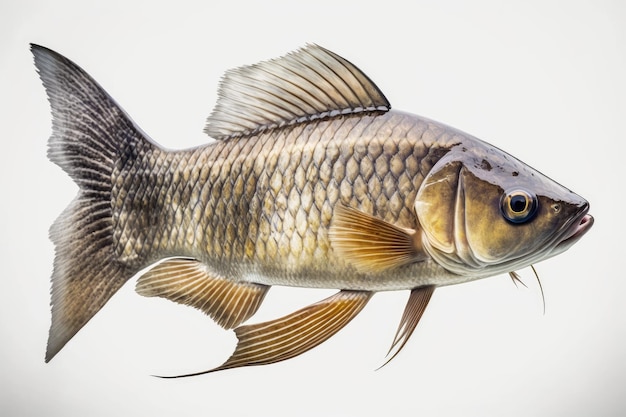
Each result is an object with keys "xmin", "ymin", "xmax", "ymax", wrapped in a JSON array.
[{"xmin": 32, "ymin": 44, "xmax": 153, "ymax": 361}]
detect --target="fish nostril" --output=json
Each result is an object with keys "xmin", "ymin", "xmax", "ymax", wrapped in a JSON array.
[{"xmin": 580, "ymin": 201, "xmax": 590, "ymax": 211}]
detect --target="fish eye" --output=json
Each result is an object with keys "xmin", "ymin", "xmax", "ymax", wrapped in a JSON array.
[{"xmin": 501, "ymin": 189, "xmax": 538, "ymax": 224}]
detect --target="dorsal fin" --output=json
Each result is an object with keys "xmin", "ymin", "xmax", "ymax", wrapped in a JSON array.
[{"xmin": 204, "ymin": 44, "xmax": 390, "ymax": 140}]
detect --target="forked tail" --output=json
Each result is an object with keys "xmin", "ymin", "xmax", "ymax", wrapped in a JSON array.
[{"xmin": 32, "ymin": 44, "xmax": 154, "ymax": 361}]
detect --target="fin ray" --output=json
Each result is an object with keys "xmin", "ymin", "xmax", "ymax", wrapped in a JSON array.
[
  {"xmin": 329, "ymin": 204, "xmax": 427, "ymax": 273},
  {"xmin": 205, "ymin": 44, "xmax": 390, "ymax": 140},
  {"xmin": 32, "ymin": 44, "xmax": 152, "ymax": 361},
  {"xmin": 379, "ymin": 286, "xmax": 435, "ymax": 369},
  {"xmin": 136, "ymin": 258, "xmax": 269, "ymax": 329},
  {"xmin": 160, "ymin": 290, "xmax": 372, "ymax": 377}
]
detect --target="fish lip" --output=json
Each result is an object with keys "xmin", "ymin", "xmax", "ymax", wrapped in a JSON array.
[{"xmin": 557, "ymin": 206, "xmax": 593, "ymax": 248}]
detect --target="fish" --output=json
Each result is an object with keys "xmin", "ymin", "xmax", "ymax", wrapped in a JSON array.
[{"xmin": 32, "ymin": 43, "xmax": 593, "ymax": 376}]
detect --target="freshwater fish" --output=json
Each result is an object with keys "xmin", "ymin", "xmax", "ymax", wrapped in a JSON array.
[{"xmin": 32, "ymin": 43, "xmax": 593, "ymax": 376}]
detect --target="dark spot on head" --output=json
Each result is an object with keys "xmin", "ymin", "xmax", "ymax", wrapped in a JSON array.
[
  {"xmin": 480, "ymin": 159, "xmax": 492, "ymax": 171},
  {"xmin": 512, "ymin": 171, "xmax": 519, "ymax": 177}
]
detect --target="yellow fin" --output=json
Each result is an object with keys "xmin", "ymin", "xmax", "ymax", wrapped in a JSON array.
[
  {"xmin": 329, "ymin": 205, "xmax": 427, "ymax": 273},
  {"xmin": 379, "ymin": 285, "xmax": 435, "ymax": 369},
  {"xmin": 136, "ymin": 258, "xmax": 269, "ymax": 329},
  {"xmin": 159, "ymin": 290, "xmax": 372, "ymax": 377}
]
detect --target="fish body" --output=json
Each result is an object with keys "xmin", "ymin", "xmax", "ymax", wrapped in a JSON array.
[
  {"xmin": 117, "ymin": 110, "xmax": 470, "ymax": 291},
  {"xmin": 33, "ymin": 44, "xmax": 593, "ymax": 375}
]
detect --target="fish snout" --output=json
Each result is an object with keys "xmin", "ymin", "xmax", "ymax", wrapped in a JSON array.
[{"xmin": 557, "ymin": 202, "xmax": 593, "ymax": 249}]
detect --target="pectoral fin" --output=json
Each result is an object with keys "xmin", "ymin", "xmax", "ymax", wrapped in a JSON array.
[
  {"xmin": 379, "ymin": 285, "xmax": 435, "ymax": 369},
  {"xmin": 329, "ymin": 204, "xmax": 427, "ymax": 273},
  {"xmin": 161, "ymin": 290, "xmax": 372, "ymax": 377},
  {"xmin": 136, "ymin": 258, "xmax": 269, "ymax": 329}
]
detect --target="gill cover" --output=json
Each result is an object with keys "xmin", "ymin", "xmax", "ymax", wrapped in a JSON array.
[{"xmin": 414, "ymin": 160, "xmax": 462, "ymax": 256}]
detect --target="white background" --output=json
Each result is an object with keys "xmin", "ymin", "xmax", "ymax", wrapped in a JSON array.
[{"xmin": 1, "ymin": 1, "xmax": 624, "ymax": 416}]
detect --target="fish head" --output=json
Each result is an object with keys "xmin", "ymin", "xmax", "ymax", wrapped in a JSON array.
[{"xmin": 415, "ymin": 141, "xmax": 593, "ymax": 277}]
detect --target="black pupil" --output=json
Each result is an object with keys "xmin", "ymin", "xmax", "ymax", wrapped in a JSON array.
[{"xmin": 510, "ymin": 195, "xmax": 527, "ymax": 213}]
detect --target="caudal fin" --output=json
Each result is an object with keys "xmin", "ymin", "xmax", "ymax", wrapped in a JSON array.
[{"xmin": 32, "ymin": 44, "xmax": 153, "ymax": 361}]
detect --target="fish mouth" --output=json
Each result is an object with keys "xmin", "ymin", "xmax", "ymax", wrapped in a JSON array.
[{"xmin": 557, "ymin": 209, "xmax": 594, "ymax": 249}]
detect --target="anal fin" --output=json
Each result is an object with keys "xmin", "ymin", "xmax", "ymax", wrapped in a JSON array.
[
  {"xmin": 136, "ymin": 258, "xmax": 269, "ymax": 329},
  {"xmin": 161, "ymin": 290, "xmax": 372, "ymax": 377}
]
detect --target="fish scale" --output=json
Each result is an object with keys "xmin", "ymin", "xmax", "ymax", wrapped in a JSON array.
[
  {"xmin": 33, "ymin": 43, "xmax": 592, "ymax": 374},
  {"xmin": 114, "ymin": 113, "xmax": 449, "ymax": 287}
]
